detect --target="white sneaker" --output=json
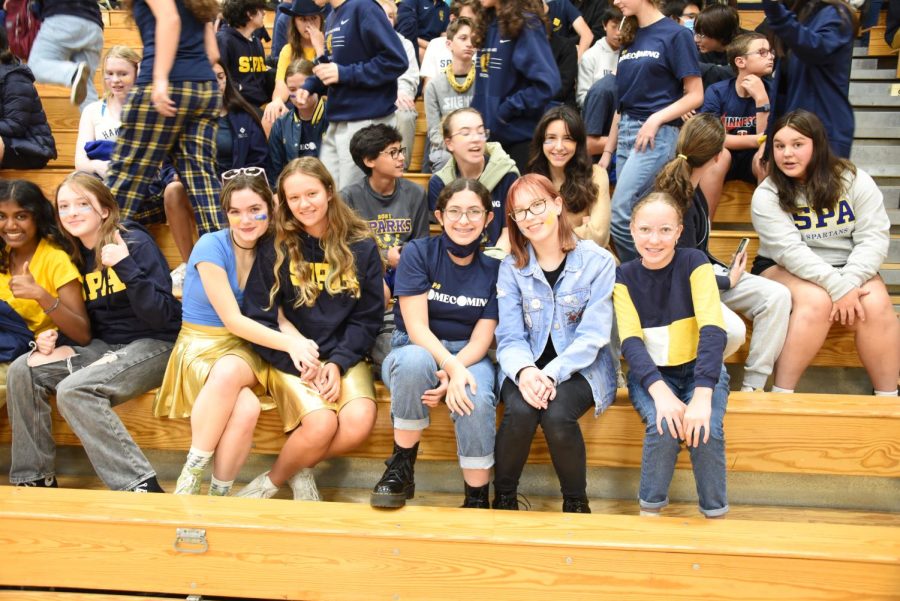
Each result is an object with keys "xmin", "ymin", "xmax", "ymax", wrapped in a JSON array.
[
  {"xmin": 170, "ymin": 263, "xmax": 187, "ymax": 293},
  {"xmin": 287, "ymin": 468, "xmax": 321, "ymax": 501},
  {"xmin": 71, "ymin": 62, "xmax": 90, "ymax": 106},
  {"xmin": 235, "ymin": 471, "xmax": 279, "ymax": 499}
]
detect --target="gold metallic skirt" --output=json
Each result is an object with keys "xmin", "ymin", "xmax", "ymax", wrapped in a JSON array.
[{"xmin": 153, "ymin": 323, "xmax": 274, "ymax": 419}]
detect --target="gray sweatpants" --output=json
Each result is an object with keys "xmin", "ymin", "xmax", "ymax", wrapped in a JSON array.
[{"xmin": 6, "ymin": 338, "xmax": 173, "ymax": 490}]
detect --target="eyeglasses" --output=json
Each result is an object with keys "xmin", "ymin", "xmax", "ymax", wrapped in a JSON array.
[
  {"xmin": 379, "ymin": 147, "xmax": 407, "ymax": 160},
  {"xmin": 693, "ymin": 32, "xmax": 707, "ymax": 40},
  {"xmin": 450, "ymin": 128, "xmax": 490, "ymax": 141},
  {"xmin": 442, "ymin": 207, "xmax": 486, "ymax": 222},
  {"xmin": 743, "ymin": 47, "xmax": 772, "ymax": 58},
  {"xmin": 509, "ymin": 199, "xmax": 548, "ymax": 223},
  {"xmin": 222, "ymin": 166, "xmax": 267, "ymax": 181},
  {"xmin": 634, "ymin": 225, "xmax": 679, "ymax": 240}
]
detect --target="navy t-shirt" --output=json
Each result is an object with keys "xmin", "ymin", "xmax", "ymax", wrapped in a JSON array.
[
  {"xmin": 393, "ymin": 235, "xmax": 500, "ymax": 342},
  {"xmin": 546, "ymin": 0, "xmax": 582, "ymax": 38},
  {"xmin": 616, "ymin": 17, "xmax": 700, "ymax": 121},
  {"xmin": 701, "ymin": 77, "xmax": 771, "ymax": 136},
  {"xmin": 134, "ymin": 0, "xmax": 216, "ymax": 84}
]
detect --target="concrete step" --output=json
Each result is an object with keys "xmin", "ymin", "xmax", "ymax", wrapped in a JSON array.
[
  {"xmin": 888, "ymin": 208, "xmax": 900, "ymax": 227},
  {"xmin": 850, "ymin": 67, "xmax": 900, "ymax": 81},
  {"xmin": 852, "ymin": 57, "xmax": 881, "ymax": 70},
  {"xmin": 880, "ymin": 185, "xmax": 900, "ymax": 209},
  {"xmin": 849, "ymin": 82, "xmax": 900, "ymax": 107},
  {"xmin": 850, "ymin": 142, "xmax": 900, "ymax": 177},
  {"xmin": 854, "ymin": 111, "xmax": 900, "ymax": 138}
]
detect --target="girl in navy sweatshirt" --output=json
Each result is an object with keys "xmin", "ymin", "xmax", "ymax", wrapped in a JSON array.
[
  {"xmin": 763, "ymin": 0, "xmax": 856, "ymax": 158},
  {"xmin": 472, "ymin": 0, "xmax": 560, "ymax": 172},
  {"xmin": 238, "ymin": 157, "xmax": 384, "ymax": 501},
  {"xmin": 6, "ymin": 173, "xmax": 181, "ymax": 493}
]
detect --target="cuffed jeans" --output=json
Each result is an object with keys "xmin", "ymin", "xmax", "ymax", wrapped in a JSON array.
[
  {"xmin": 610, "ymin": 114, "xmax": 680, "ymax": 262},
  {"xmin": 27, "ymin": 14, "xmax": 103, "ymax": 110},
  {"xmin": 383, "ymin": 332, "xmax": 498, "ymax": 469},
  {"xmin": 628, "ymin": 363, "xmax": 730, "ymax": 517},
  {"xmin": 494, "ymin": 373, "xmax": 594, "ymax": 498},
  {"xmin": 7, "ymin": 338, "xmax": 173, "ymax": 490}
]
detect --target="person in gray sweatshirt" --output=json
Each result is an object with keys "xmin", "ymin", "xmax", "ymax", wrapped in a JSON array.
[
  {"xmin": 750, "ymin": 110, "xmax": 898, "ymax": 396},
  {"xmin": 423, "ymin": 17, "xmax": 477, "ymax": 172}
]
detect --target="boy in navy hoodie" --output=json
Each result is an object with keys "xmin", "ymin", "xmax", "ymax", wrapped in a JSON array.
[
  {"xmin": 296, "ymin": 0, "xmax": 409, "ymax": 189},
  {"xmin": 396, "ymin": 0, "xmax": 451, "ymax": 63},
  {"xmin": 217, "ymin": 0, "xmax": 272, "ymax": 108}
]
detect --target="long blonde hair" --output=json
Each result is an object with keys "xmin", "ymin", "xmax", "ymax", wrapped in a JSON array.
[
  {"xmin": 269, "ymin": 158, "xmax": 374, "ymax": 308},
  {"xmin": 101, "ymin": 45, "xmax": 140, "ymax": 103},
  {"xmin": 55, "ymin": 172, "xmax": 123, "ymax": 271}
]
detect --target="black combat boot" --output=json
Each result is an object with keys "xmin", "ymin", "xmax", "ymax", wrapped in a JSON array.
[
  {"xmin": 370, "ymin": 442, "xmax": 419, "ymax": 508},
  {"xmin": 492, "ymin": 490, "xmax": 520, "ymax": 510},
  {"xmin": 461, "ymin": 482, "xmax": 490, "ymax": 508},
  {"xmin": 562, "ymin": 496, "xmax": 592, "ymax": 514}
]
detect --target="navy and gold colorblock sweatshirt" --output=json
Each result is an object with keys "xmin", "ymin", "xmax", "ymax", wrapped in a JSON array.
[{"xmin": 613, "ymin": 248, "xmax": 726, "ymax": 390}]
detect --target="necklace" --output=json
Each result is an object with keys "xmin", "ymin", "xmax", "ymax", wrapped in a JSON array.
[
  {"xmin": 445, "ymin": 63, "xmax": 475, "ymax": 94},
  {"xmin": 231, "ymin": 232, "xmax": 256, "ymax": 251}
]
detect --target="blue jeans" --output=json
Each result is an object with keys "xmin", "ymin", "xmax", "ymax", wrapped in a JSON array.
[
  {"xmin": 610, "ymin": 114, "xmax": 680, "ymax": 262},
  {"xmin": 27, "ymin": 14, "xmax": 104, "ymax": 110},
  {"xmin": 6, "ymin": 338, "xmax": 173, "ymax": 490},
  {"xmin": 383, "ymin": 331, "xmax": 498, "ymax": 469},
  {"xmin": 627, "ymin": 363, "xmax": 730, "ymax": 517}
]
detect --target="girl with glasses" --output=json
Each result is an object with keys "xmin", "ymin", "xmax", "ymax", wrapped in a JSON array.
[
  {"xmin": 493, "ymin": 173, "xmax": 617, "ymax": 513},
  {"xmin": 613, "ymin": 192, "xmax": 730, "ymax": 518},
  {"xmin": 370, "ymin": 178, "xmax": 500, "ymax": 509},
  {"xmin": 527, "ymin": 105, "xmax": 611, "ymax": 248},
  {"xmin": 429, "ymin": 107, "xmax": 519, "ymax": 251}
]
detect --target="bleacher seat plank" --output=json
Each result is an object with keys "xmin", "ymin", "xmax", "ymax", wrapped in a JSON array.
[
  {"xmin": 1, "ymin": 488, "xmax": 898, "ymax": 601},
  {"xmin": 1, "ymin": 389, "xmax": 897, "ymax": 477},
  {"xmin": 869, "ymin": 26, "xmax": 899, "ymax": 57},
  {"xmin": 0, "ymin": 594, "xmax": 179, "ymax": 601}
]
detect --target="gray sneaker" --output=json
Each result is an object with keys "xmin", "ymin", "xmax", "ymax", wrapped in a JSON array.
[
  {"xmin": 71, "ymin": 62, "xmax": 90, "ymax": 106},
  {"xmin": 287, "ymin": 468, "xmax": 321, "ymax": 501},
  {"xmin": 236, "ymin": 471, "xmax": 279, "ymax": 499},
  {"xmin": 174, "ymin": 465, "xmax": 204, "ymax": 495}
]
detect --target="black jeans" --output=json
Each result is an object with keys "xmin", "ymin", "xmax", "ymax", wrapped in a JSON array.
[{"xmin": 493, "ymin": 373, "xmax": 594, "ymax": 498}]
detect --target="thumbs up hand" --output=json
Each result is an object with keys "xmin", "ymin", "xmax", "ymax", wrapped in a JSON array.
[
  {"xmin": 101, "ymin": 231, "xmax": 130, "ymax": 267},
  {"xmin": 9, "ymin": 261, "xmax": 44, "ymax": 300}
]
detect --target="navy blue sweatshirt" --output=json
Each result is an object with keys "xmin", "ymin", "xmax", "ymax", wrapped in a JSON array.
[
  {"xmin": 396, "ymin": 0, "xmax": 451, "ymax": 49},
  {"xmin": 217, "ymin": 25, "xmax": 270, "ymax": 107},
  {"xmin": 225, "ymin": 110, "xmax": 268, "ymax": 172},
  {"xmin": 764, "ymin": 0, "xmax": 854, "ymax": 158},
  {"xmin": 472, "ymin": 12, "xmax": 561, "ymax": 146},
  {"xmin": 42, "ymin": 0, "xmax": 103, "ymax": 28},
  {"xmin": 243, "ymin": 233, "xmax": 385, "ymax": 375},
  {"xmin": 302, "ymin": 0, "xmax": 408, "ymax": 122},
  {"xmin": 80, "ymin": 223, "xmax": 182, "ymax": 344}
]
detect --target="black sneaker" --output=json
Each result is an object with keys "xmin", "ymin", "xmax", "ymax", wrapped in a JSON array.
[
  {"xmin": 562, "ymin": 496, "xmax": 591, "ymax": 514},
  {"xmin": 16, "ymin": 476, "xmax": 58, "ymax": 488},
  {"xmin": 131, "ymin": 476, "xmax": 165, "ymax": 493}
]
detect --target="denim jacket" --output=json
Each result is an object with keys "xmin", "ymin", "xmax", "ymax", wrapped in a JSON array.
[{"xmin": 496, "ymin": 239, "xmax": 617, "ymax": 414}]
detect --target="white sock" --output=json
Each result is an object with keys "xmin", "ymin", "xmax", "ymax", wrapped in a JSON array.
[
  {"xmin": 185, "ymin": 447, "xmax": 213, "ymax": 470},
  {"xmin": 740, "ymin": 385, "xmax": 757, "ymax": 392},
  {"xmin": 874, "ymin": 389, "xmax": 898, "ymax": 397},
  {"xmin": 261, "ymin": 474, "xmax": 278, "ymax": 492},
  {"xmin": 208, "ymin": 476, "xmax": 234, "ymax": 496},
  {"xmin": 771, "ymin": 385, "xmax": 794, "ymax": 394}
]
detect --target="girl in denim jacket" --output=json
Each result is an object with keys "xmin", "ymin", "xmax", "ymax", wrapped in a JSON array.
[{"xmin": 494, "ymin": 173, "xmax": 617, "ymax": 513}]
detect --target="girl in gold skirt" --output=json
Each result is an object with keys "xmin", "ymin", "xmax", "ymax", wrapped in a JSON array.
[
  {"xmin": 156, "ymin": 171, "xmax": 319, "ymax": 496},
  {"xmin": 237, "ymin": 157, "xmax": 385, "ymax": 500}
]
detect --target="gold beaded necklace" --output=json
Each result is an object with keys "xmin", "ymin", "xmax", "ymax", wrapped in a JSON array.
[{"xmin": 445, "ymin": 63, "xmax": 475, "ymax": 94}]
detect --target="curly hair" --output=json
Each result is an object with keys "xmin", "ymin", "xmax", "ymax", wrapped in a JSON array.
[{"xmin": 479, "ymin": 0, "xmax": 548, "ymax": 44}]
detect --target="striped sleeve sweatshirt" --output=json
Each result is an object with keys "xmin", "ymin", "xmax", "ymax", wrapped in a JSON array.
[{"xmin": 613, "ymin": 248, "xmax": 726, "ymax": 390}]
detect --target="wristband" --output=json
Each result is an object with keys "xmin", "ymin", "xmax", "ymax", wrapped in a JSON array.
[
  {"xmin": 757, "ymin": 134, "xmax": 767, "ymax": 147},
  {"xmin": 602, "ymin": 150, "xmax": 612, "ymax": 155},
  {"xmin": 43, "ymin": 297, "xmax": 60, "ymax": 314}
]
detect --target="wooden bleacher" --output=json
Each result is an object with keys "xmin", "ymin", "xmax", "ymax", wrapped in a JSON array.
[
  {"xmin": 1, "ymin": 9, "xmax": 898, "ymax": 600},
  {"xmin": 1, "ymin": 487, "xmax": 899, "ymax": 600}
]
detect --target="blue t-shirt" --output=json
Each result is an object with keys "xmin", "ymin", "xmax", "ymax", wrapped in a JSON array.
[
  {"xmin": 701, "ymin": 77, "xmax": 772, "ymax": 137},
  {"xmin": 181, "ymin": 229, "xmax": 244, "ymax": 326},
  {"xmin": 134, "ymin": 0, "xmax": 216, "ymax": 85},
  {"xmin": 546, "ymin": 0, "xmax": 582, "ymax": 38},
  {"xmin": 616, "ymin": 17, "xmax": 700, "ymax": 122},
  {"xmin": 393, "ymin": 235, "xmax": 500, "ymax": 342}
]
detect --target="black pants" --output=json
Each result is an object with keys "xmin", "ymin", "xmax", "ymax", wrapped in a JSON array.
[{"xmin": 493, "ymin": 374, "xmax": 594, "ymax": 498}]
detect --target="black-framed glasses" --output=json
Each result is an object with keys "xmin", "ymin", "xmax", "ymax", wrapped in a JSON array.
[
  {"xmin": 222, "ymin": 166, "xmax": 267, "ymax": 182},
  {"xmin": 379, "ymin": 147, "xmax": 407, "ymax": 160},
  {"xmin": 509, "ymin": 199, "xmax": 548, "ymax": 223},
  {"xmin": 743, "ymin": 47, "xmax": 772, "ymax": 58},
  {"xmin": 442, "ymin": 207, "xmax": 486, "ymax": 222}
]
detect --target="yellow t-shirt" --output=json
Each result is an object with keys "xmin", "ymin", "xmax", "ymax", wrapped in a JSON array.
[
  {"xmin": 275, "ymin": 44, "xmax": 318, "ymax": 87},
  {"xmin": 0, "ymin": 238, "xmax": 81, "ymax": 335}
]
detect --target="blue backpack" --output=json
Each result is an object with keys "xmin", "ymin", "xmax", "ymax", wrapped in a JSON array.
[{"xmin": 0, "ymin": 300, "xmax": 34, "ymax": 362}]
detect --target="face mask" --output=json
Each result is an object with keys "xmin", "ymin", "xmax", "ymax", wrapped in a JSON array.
[
  {"xmin": 682, "ymin": 18, "xmax": 694, "ymax": 31},
  {"xmin": 442, "ymin": 230, "xmax": 481, "ymax": 257}
]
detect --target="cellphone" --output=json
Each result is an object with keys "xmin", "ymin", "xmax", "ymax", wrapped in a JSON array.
[{"xmin": 729, "ymin": 238, "xmax": 750, "ymax": 269}]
